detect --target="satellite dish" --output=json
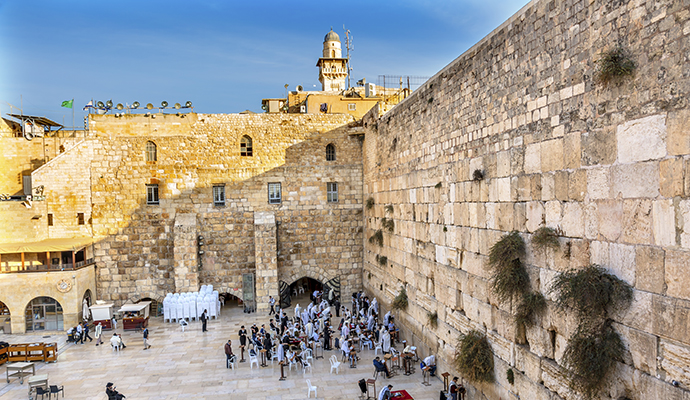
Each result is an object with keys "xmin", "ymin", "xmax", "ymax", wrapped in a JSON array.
[
  {"xmin": 106, "ymin": 100, "xmax": 113, "ymax": 108},
  {"xmin": 296, "ymin": 85, "xmax": 304, "ymax": 92},
  {"xmin": 146, "ymin": 103, "xmax": 154, "ymax": 110},
  {"xmin": 116, "ymin": 103, "xmax": 124, "ymax": 110},
  {"xmin": 97, "ymin": 101, "xmax": 105, "ymax": 108},
  {"xmin": 174, "ymin": 103, "xmax": 181, "ymax": 109},
  {"xmin": 185, "ymin": 101, "xmax": 192, "ymax": 108},
  {"xmin": 161, "ymin": 101, "xmax": 168, "ymax": 108},
  {"xmin": 132, "ymin": 101, "xmax": 140, "ymax": 109}
]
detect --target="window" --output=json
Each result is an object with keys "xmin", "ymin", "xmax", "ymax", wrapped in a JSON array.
[
  {"xmin": 327, "ymin": 182, "xmax": 338, "ymax": 203},
  {"xmin": 348, "ymin": 103, "xmax": 356, "ymax": 111},
  {"xmin": 240, "ymin": 135, "xmax": 253, "ymax": 157},
  {"xmin": 48, "ymin": 214, "xmax": 53, "ymax": 226},
  {"xmin": 146, "ymin": 184, "xmax": 159, "ymax": 205},
  {"xmin": 77, "ymin": 213, "xmax": 85, "ymax": 225},
  {"xmin": 213, "ymin": 185, "xmax": 225, "ymax": 206},
  {"xmin": 146, "ymin": 141, "xmax": 157, "ymax": 162},
  {"xmin": 326, "ymin": 143, "xmax": 336, "ymax": 161},
  {"xmin": 268, "ymin": 183, "xmax": 281, "ymax": 204}
]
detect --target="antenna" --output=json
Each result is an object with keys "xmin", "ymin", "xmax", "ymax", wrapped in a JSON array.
[{"xmin": 344, "ymin": 25, "xmax": 353, "ymax": 89}]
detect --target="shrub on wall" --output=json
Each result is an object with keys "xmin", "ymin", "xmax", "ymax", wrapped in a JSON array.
[
  {"xmin": 532, "ymin": 226, "xmax": 560, "ymax": 252},
  {"xmin": 427, "ymin": 311, "xmax": 438, "ymax": 328},
  {"xmin": 381, "ymin": 217, "xmax": 395, "ymax": 233},
  {"xmin": 369, "ymin": 230, "xmax": 384, "ymax": 247},
  {"xmin": 595, "ymin": 45, "xmax": 636, "ymax": 87},
  {"xmin": 454, "ymin": 330, "xmax": 494, "ymax": 383},
  {"xmin": 392, "ymin": 287, "xmax": 408, "ymax": 310},
  {"xmin": 488, "ymin": 231, "xmax": 528, "ymax": 304},
  {"xmin": 514, "ymin": 291, "xmax": 547, "ymax": 326},
  {"xmin": 366, "ymin": 197, "xmax": 375, "ymax": 210}
]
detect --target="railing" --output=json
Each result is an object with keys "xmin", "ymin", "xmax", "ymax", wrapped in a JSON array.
[{"xmin": 0, "ymin": 258, "xmax": 95, "ymax": 273}]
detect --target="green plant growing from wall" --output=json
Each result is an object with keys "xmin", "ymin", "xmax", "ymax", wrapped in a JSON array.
[
  {"xmin": 454, "ymin": 330, "xmax": 494, "ymax": 383},
  {"xmin": 376, "ymin": 254, "xmax": 388, "ymax": 266},
  {"xmin": 435, "ymin": 181, "xmax": 442, "ymax": 189},
  {"xmin": 514, "ymin": 291, "xmax": 547, "ymax": 326},
  {"xmin": 550, "ymin": 265, "xmax": 632, "ymax": 321},
  {"xmin": 551, "ymin": 265, "xmax": 633, "ymax": 399},
  {"xmin": 385, "ymin": 205, "xmax": 394, "ymax": 214},
  {"xmin": 366, "ymin": 197, "xmax": 375, "ymax": 210},
  {"xmin": 369, "ymin": 230, "xmax": 384, "ymax": 247},
  {"xmin": 392, "ymin": 287, "xmax": 408, "ymax": 310},
  {"xmin": 473, "ymin": 169, "xmax": 484, "ymax": 181},
  {"xmin": 562, "ymin": 322, "xmax": 626, "ymax": 399},
  {"xmin": 506, "ymin": 368, "xmax": 515, "ymax": 385},
  {"xmin": 595, "ymin": 45, "xmax": 636, "ymax": 87},
  {"xmin": 532, "ymin": 226, "xmax": 560, "ymax": 252},
  {"xmin": 427, "ymin": 311, "xmax": 438, "ymax": 328},
  {"xmin": 487, "ymin": 231, "xmax": 529, "ymax": 304},
  {"xmin": 381, "ymin": 217, "xmax": 395, "ymax": 233}
]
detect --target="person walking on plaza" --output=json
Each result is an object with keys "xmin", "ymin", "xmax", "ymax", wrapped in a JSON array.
[
  {"xmin": 201, "ymin": 309, "xmax": 208, "ymax": 332},
  {"xmin": 106, "ymin": 382, "xmax": 126, "ymax": 400},
  {"xmin": 95, "ymin": 322, "xmax": 103, "ymax": 346},
  {"xmin": 269, "ymin": 296, "xmax": 276, "ymax": 315},
  {"xmin": 143, "ymin": 327, "xmax": 151, "ymax": 349},
  {"xmin": 76, "ymin": 323, "xmax": 84, "ymax": 344},
  {"xmin": 83, "ymin": 321, "xmax": 93, "ymax": 342}
]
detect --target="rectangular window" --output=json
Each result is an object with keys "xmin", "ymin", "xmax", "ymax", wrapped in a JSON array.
[
  {"xmin": 213, "ymin": 185, "xmax": 225, "ymax": 206},
  {"xmin": 268, "ymin": 182, "xmax": 281, "ymax": 204},
  {"xmin": 77, "ymin": 213, "xmax": 85, "ymax": 225},
  {"xmin": 48, "ymin": 214, "xmax": 53, "ymax": 226},
  {"xmin": 146, "ymin": 184, "xmax": 159, "ymax": 205},
  {"xmin": 22, "ymin": 175, "xmax": 32, "ymax": 195},
  {"xmin": 327, "ymin": 182, "xmax": 338, "ymax": 203},
  {"xmin": 348, "ymin": 103, "xmax": 356, "ymax": 111}
]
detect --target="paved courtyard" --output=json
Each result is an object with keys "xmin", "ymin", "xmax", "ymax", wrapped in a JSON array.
[{"xmin": 0, "ymin": 299, "xmax": 445, "ymax": 399}]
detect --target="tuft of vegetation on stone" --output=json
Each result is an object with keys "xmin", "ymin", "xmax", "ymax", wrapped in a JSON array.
[
  {"xmin": 384, "ymin": 205, "xmax": 394, "ymax": 214},
  {"xmin": 550, "ymin": 265, "xmax": 632, "ymax": 321},
  {"xmin": 435, "ymin": 182, "xmax": 442, "ymax": 189},
  {"xmin": 454, "ymin": 330, "xmax": 494, "ymax": 383},
  {"xmin": 532, "ymin": 226, "xmax": 560, "ymax": 252},
  {"xmin": 369, "ymin": 230, "xmax": 384, "ymax": 247},
  {"xmin": 427, "ymin": 311, "xmax": 438, "ymax": 328},
  {"xmin": 473, "ymin": 169, "xmax": 484, "ymax": 181},
  {"xmin": 506, "ymin": 368, "xmax": 515, "ymax": 385},
  {"xmin": 392, "ymin": 287, "xmax": 408, "ymax": 310},
  {"xmin": 562, "ymin": 321, "xmax": 625, "ymax": 399},
  {"xmin": 595, "ymin": 45, "xmax": 636, "ymax": 87},
  {"xmin": 487, "ymin": 231, "xmax": 528, "ymax": 304},
  {"xmin": 366, "ymin": 197, "xmax": 375, "ymax": 210},
  {"xmin": 515, "ymin": 291, "xmax": 547, "ymax": 326},
  {"xmin": 381, "ymin": 217, "xmax": 395, "ymax": 233},
  {"xmin": 376, "ymin": 254, "xmax": 387, "ymax": 266}
]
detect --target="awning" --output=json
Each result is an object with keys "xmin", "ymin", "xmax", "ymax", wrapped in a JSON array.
[
  {"xmin": 6, "ymin": 114, "xmax": 63, "ymax": 128},
  {"xmin": 0, "ymin": 238, "xmax": 93, "ymax": 254}
]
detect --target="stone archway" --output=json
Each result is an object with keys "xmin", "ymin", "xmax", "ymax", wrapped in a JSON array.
[
  {"xmin": 0, "ymin": 299, "xmax": 10, "ymax": 333},
  {"xmin": 24, "ymin": 296, "xmax": 64, "ymax": 332},
  {"xmin": 278, "ymin": 272, "xmax": 341, "ymax": 309}
]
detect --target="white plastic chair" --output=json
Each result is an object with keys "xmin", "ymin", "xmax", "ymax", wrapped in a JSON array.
[
  {"xmin": 302, "ymin": 359, "xmax": 312, "ymax": 374},
  {"xmin": 227, "ymin": 355, "xmax": 238, "ymax": 370},
  {"xmin": 306, "ymin": 379, "xmax": 317, "ymax": 398},
  {"xmin": 374, "ymin": 340, "xmax": 383, "ymax": 356},
  {"xmin": 329, "ymin": 354, "xmax": 341, "ymax": 375},
  {"xmin": 302, "ymin": 348, "xmax": 314, "ymax": 365},
  {"xmin": 360, "ymin": 334, "xmax": 373, "ymax": 351},
  {"xmin": 179, "ymin": 319, "xmax": 188, "ymax": 332},
  {"xmin": 288, "ymin": 352, "xmax": 298, "ymax": 371},
  {"xmin": 299, "ymin": 286, "xmax": 305, "ymax": 294},
  {"xmin": 271, "ymin": 350, "xmax": 280, "ymax": 364},
  {"xmin": 249, "ymin": 351, "xmax": 259, "ymax": 369}
]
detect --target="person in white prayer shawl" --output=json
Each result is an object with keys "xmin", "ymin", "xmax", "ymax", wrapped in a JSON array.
[
  {"xmin": 294, "ymin": 304, "xmax": 301, "ymax": 319},
  {"xmin": 367, "ymin": 315, "xmax": 375, "ymax": 332},
  {"xmin": 382, "ymin": 327, "xmax": 391, "ymax": 353},
  {"xmin": 306, "ymin": 321, "xmax": 314, "ymax": 338},
  {"xmin": 372, "ymin": 298, "xmax": 379, "ymax": 314},
  {"xmin": 384, "ymin": 311, "xmax": 391, "ymax": 326},
  {"xmin": 301, "ymin": 310, "xmax": 309, "ymax": 326},
  {"xmin": 342, "ymin": 321, "xmax": 350, "ymax": 338}
]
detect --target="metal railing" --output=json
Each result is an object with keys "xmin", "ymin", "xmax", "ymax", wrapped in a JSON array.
[{"xmin": 0, "ymin": 258, "xmax": 95, "ymax": 273}]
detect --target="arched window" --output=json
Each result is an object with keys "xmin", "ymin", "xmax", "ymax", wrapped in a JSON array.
[
  {"xmin": 240, "ymin": 135, "xmax": 253, "ymax": 157},
  {"xmin": 326, "ymin": 143, "xmax": 336, "ymax": 161},
  {"xmin": 0, "ymin": 300, "xmax": 10, "ymax": 333},
  {"xmin": 145, "ymin": 141, "xmax": 157, "ymax": 162}
]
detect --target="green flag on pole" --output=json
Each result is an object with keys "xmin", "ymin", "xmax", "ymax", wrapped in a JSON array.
[{"xmin": 61, "ymin": 99, "xmax": 73, "ymax": 108}]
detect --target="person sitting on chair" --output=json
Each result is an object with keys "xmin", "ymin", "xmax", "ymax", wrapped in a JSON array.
[
  {"xmin": 106, "ymin": 382, "xmax": 126, "ymax": 400},
  {"xmin": 373, "ymin": 356, "xmax": 390, "ymax": 378}
]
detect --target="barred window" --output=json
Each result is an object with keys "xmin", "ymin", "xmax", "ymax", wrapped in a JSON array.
[
  {"xmin": 268, "ymin": 182, "xmax": 281, "ymax": 204},
  {"xmin": 326, "ymin": 143, "xmax": 336, "ymax": 161},
  {"xmin": 327, "ymin": 182, "xmax": 338, "ymax": 203},
  {"xmin": 213, "ymin": 185, "xmax": 225, "ymax": 206},
  {"xmin": 146, "ymin": 141, "xmax": 157, "ymax": 162},
  {"xmin": 146, "ymin": 184, "xmax": 159, "ymax": 205},
  {"xmin": 240, "ymin": 135, "xmax": 253, "ymax": 157}
]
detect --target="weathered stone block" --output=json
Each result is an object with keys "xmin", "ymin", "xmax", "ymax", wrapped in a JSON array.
[
  {"xmin": 541, "ymin": 138, "xmax": 564, "ymax": 172},
  {"xmin": 653, "ymin": 199, "xmax": 676, "ymax": 247},
  {"xmin": 563, "ymin": 132, "xmax": 581, "ymax": 169},
  {"xmin": 611, "ymin": 162, "xmax": 660, "ymax": 198},
  {"xmin": 525, "ymin": 202, "xmax": 544, "ymax": 233},
  {"xmin": 617, "ymin": 114, "xmax": 667, "ymax": 163},
  {"xmin": 636, "ymin": 246, "xmax": 665, "ymax": 294},
  {"xmin": 561, "ymin": 202, "xmax": 584, "ymax": 237},
  {"xmin": 665, "ymin": 249, "xmax": 690, "ymax": 301},
  {"xmin": 621, "ymin": 200, "xmax": 653, "ymax": 245},
  {"xmin": 660, "ymin": 158, "xmax": 684, "ymax": 197},
  {"xmin": 554, "ymin": 171, "xmax": 568, "ymax": 201},
  {"xmin": 524, "ymin": 143, "xmax": 541, "ymax": 174},
  {"xmin": 582, "ymin": 129, "xmax": 616, "ymax": 166},
  {"xmin": 568, "ymin": 170, "xmax": 586, "ymax": 202},
  {"xmin": 597, "ymin": 200, "xmax": 623, "ymax": 241},
  {"xmin": 667, "ymin": 109, "xmax": 690, "ymax": 156}
]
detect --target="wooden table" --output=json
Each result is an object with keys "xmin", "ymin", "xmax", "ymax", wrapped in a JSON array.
[{"xmin": 6, "ymin": 362, "xmax": 35, "ymax": 384}]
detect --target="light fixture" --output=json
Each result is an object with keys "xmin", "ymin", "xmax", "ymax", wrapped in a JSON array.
[
  {"xmin": 185, "ymin": 101, "xmax": 192, "ymax": 108},
  {"xmin": 106, "ymin": 100, "xmax": 113, "ymax": 108},
  {"xmin": 132, "ymin": 101, "xmax": 140, "ymax": 109},
  {"xmin": 161, "ymin": 101, "xmax": 168, "ymax": 108}
]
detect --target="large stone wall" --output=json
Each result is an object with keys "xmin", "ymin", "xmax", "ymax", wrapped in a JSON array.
[
  {"xmin": 32, "ymin": 112, "xmax": 363, "ymax": 306},
  {"xmin": 362, "ymin": 0, "xmax": 690, "ymax": 399}
]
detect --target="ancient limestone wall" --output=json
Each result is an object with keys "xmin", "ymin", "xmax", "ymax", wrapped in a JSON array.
[
  {"xmin": 362, "ymin": 0, "xmax": 690, "ymax": 399},
  {"xmin": 34, "ymin": 113, "xmax": 362, "ymax": 305}
]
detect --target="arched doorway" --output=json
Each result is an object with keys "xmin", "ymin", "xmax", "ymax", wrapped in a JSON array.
[
  {"xmin": 220, "ymin": 292, "xmax": 242, "ymax": 308},
  {"xmin": 25, "ymin": 297, "xmax": 63, "ymax": 332},
  {"xmin": 81, "ymin": 289, "xmax": 93, "ymax": 321},
  {"xmin": 0, "ymin": 300, "xmax": 10, "ymax": 333}
]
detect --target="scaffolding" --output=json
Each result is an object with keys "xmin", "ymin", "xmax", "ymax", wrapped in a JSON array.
[{"xmin": 376, "ymin": 75, "xmax": 430, "ymax": 103}]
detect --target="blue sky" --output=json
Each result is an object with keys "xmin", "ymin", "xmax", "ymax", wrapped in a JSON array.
[{"xmin": 0, "ymin": 0, "xmax": 528, "ymax": 127}]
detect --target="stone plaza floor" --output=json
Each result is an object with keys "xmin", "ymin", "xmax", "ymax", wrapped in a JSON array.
[{"xmin": 0, "ymin": 299, "xmax": 445, "ymax": 399}]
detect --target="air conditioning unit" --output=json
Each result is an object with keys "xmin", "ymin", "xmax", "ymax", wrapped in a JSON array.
[
  {"xmin": 300, "ymin": 105, "xmax": 307, "ymax": 113},
  {"xmin": 365, "ymin": 83, "xmax": 376, "ymax": 97}
]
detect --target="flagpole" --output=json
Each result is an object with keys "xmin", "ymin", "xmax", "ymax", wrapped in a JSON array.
[{"xmin": 72, "ymin": 99, "xmax": 75, "ymax": 132}]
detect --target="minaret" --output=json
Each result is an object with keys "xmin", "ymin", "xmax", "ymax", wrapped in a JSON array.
[{"xmin": 316, "ymin": 29, "xmax": 348, "ymax": 92}]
